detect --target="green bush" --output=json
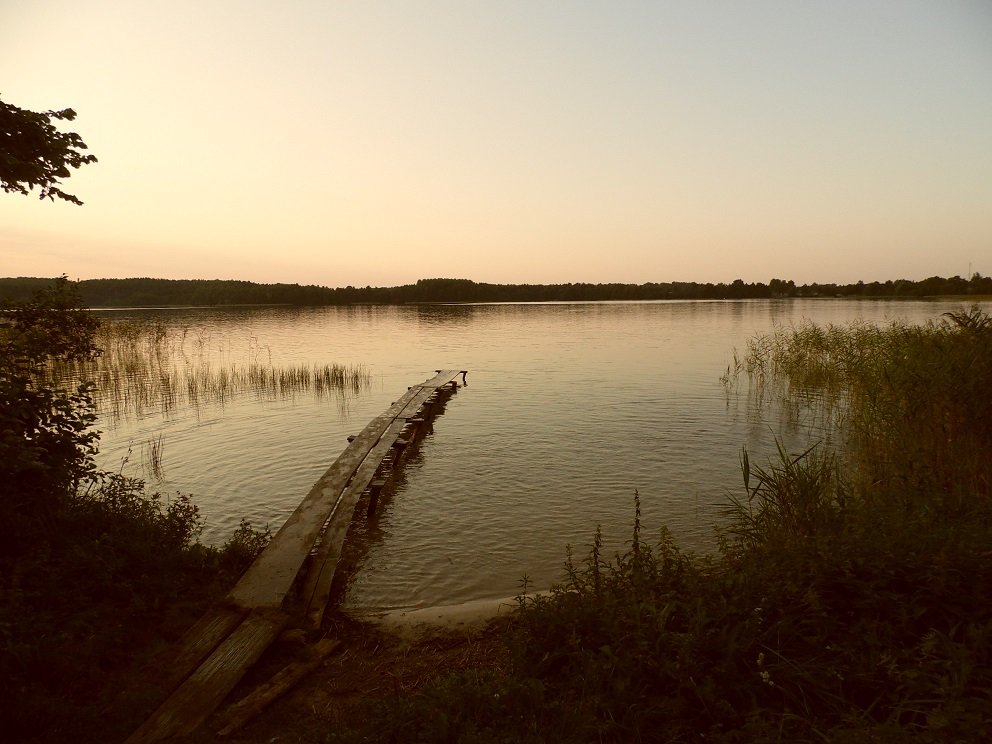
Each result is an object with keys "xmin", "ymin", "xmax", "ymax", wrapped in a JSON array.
[
  {"xmin": 1, "ymin": 278, "xmax": 100, "ymax": 551},
  {"xmin": 0, "ymin": 279, "xmax": 270, "ymax": 743}
]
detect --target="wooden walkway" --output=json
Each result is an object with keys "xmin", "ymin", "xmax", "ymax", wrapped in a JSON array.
[{"xmin": 126, "ymin": 370, "xmax": 467, "ymax": 742}]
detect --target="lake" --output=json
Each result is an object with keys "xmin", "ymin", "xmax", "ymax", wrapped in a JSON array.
[{"xmin": 89, "ymin": 298, "xmax": 986, "ymax": 612}]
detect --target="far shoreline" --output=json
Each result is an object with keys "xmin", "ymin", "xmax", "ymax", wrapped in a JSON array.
[
  {"xmin": 77, "ymin": 293, "xmax": 992, "ymax": 311},
  {"xmin": 4, "ymin": 274, "xmax": 991, "ymax": 308}
]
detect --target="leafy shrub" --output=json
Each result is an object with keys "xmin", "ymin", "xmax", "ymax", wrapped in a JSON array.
[
  {"xmin": 0, "ymin": 279, "xmax": 271, "ymax": 743},
  {"xmin": 1, "ymin": 278, "xmax": 100, "ymax": 550},
  {"xmin": 221, "ymin": 517, "xmax": 273, "ymax": 572}
]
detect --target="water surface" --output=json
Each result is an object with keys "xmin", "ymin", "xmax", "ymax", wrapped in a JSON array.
[{"xmin": 92, "ymin": 299, "xmax": 985, "ymax": 611}]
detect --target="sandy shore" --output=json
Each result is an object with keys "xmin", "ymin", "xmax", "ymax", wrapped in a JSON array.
[{"xmin": 354, "ymin": 595, "xmax": 522, "ymax": 637}]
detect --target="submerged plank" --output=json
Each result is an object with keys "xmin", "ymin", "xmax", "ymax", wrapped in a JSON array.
[
  {"xmin": 227, "ymin": 370, "xmax": 462, "ymax": 609},
  {"xmin": 301, "ymin": 384, "xmax": 453, "ymax": 627},
  {"xmin": 301, "ymin": 416, "xmax": 410, "ymax": 627}
]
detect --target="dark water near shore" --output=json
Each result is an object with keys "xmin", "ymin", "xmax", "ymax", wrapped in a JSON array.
[{"xmin": 91, "ymin": 298, "xmax": 987, "ymax": 611}]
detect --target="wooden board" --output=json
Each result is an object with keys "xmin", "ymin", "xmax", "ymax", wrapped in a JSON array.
[
  {"xmin": 153, "ymin": 604, "xmax": 247, "ymax": 698},
  {"xmin": 125, "ymin": 608, "xmax": 288, "ymax": 743},
  {"xmin": 215, "ymin": 638, "xmax": 341, "ymax": 736},
  {"xmin": 298, "ymin": 416, "xmax": 407, "ymax": 627},
  {"xmin": 227, "ymin": 370, "xmax": 462, "ymax": 609},
  {"xmin": 300, "ymin": 384, "xmax": 454, "ymax": 627},
  {"xmin": 126, "ymin": 372, "xmax": 464, "ymax": 743}
]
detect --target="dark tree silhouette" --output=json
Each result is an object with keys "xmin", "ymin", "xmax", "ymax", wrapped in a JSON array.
[{"xmin": 0, "ymin": 94, "xmax": 97, "ymax": 205}]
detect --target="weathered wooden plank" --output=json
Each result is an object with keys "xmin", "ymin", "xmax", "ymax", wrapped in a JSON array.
[
  {"xmin": 299, "ymin": 417, "xmax": 408, "ymax": 627},
  {"xmin": 227, "ymin": 370, "xmax": 461, "ymax": 609},
  {"xmin": 300, "ymin": 387, "xmax": 449, "ymax": 628},
  {"xmin": 215, "ymin": 638, "xmax": 341, "ymax": 737},
  {"xmin": 154, "ymin": 604, "xmax": 248, "ymax": 699},
  {"xmin": 126, "ymin": 372, "xmax": 465, "ymax": 744},
  {"xmin": 126, "ymin": 608, "xmax": 289, "ymax": 743}
]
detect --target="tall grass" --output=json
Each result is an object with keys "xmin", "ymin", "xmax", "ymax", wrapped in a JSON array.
[
  {"xmin": 732, "ymin": 305, "xmax": 991, "ymax": 513},
  {"xmin": 338, "ymin": 307, "xmax": 992, "ymax": 743},
  {"xmin": 142, "ymin": 434, "xmax": 166, "ymax": 481},
  {"xmin": 42, "ymin": 321, "xmax": 373, "ymax": 423}
]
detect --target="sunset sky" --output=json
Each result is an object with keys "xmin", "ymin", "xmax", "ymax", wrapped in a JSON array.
[{"xmin": 2, "ymin": 1, "xmax": 990, "ymax": 287}]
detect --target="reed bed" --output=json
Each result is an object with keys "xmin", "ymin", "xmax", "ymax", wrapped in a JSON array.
[
  {"xmin": 729, "ymin": 306, "xmax": 992, "ymax": 508},
  {"xmin": 43, "ymin": 320, "xmax": 372, "ymax": 423},
  {"xmin": 721, "ymin": 318, "xmax": 890, "ymax": 436}
]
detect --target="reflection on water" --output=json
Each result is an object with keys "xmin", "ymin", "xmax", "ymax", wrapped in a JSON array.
[{"xmin": 90, "ymin": 299, "xmax": 989, "ymax": 611}]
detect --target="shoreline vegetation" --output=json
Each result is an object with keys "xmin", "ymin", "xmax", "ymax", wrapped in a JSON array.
[
  {"xmin": 2, "ymin": 273, "xmax": 991, "ymax": 307},
  {"xmin": 325, "ymin": 306, "xmax": 990, "ymax": 743},
  {"xmin": 2, "ymin": 279, "xmax": 990, "ymax": 742}
]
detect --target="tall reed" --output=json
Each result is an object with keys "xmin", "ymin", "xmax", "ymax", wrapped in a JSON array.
[
  {"xmin": 42, "ymin": 320, "xmax": 373, "ymax": 423},
  {"xmin": 729, "ymin": 305, "xmax": 992, "ymax": 514},
  {"xmin": 142, "ymin": 434, "xmax": 166, "ymax": 481}
]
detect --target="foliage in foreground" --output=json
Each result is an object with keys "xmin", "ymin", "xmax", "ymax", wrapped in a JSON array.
[
  {"xmin": 0, "ymin": 279, "xmax": 269, "ymax": 743},
  {"xmin": 0, "ymin": 94, "xmax": 97, "ymax": 205},
  {"xmin": 338, "ymin": 307, "xmax": 992, "ymax": 743}
]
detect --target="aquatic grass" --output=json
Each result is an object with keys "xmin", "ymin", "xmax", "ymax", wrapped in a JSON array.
[
  {"xmin": 732, "ymin": 306, "xmax": 992, "ymax": 513},
  {"xmin": 41, "ymin": 321, "xmax": 373, "ymax": 423},
  {"xmin": 725, "ymin": 440, "xmax": 841, "ymax": 548},
  {"xmin": 142, "ymin": 434, "xmax": 165, "ymax": 481}
]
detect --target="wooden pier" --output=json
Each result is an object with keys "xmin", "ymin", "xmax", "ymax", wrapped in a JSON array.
[{"xmin": 126, "ymin": 370, "xmax": 467, "ymax": 742}]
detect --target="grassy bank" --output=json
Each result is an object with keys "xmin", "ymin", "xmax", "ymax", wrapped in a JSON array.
[{"xmin": 331, "ymin": 307, "xmax": 992, "ymax": 743}]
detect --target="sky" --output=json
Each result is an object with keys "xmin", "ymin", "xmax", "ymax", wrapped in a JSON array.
[{"xmin": 2, "ymin": 1, "xmax": 990, "ymax": 287}]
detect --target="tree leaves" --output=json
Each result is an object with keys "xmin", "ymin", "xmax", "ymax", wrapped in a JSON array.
[{"xmin": 0, "ymin": 94, "xmax": 97, "ymax": 205}]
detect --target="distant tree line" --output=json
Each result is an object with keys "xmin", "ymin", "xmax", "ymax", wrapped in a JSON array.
[
  {"xmin": 1, "ymin": 274, "xmax": 990, "ymax": 307},
  {"xmin": 0, "ymin": 277, "xmax": 336, "ymax": 306}
]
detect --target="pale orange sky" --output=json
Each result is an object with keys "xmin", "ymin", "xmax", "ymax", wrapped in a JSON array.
[{"xmin": 2, "ymin": 1, "xmax": 990, "ymax": 286}]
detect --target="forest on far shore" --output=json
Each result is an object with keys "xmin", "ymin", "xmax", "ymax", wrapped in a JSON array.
[{"xmin": 1, "ymin": 274, "xmax": 990, "ymax": 308}]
